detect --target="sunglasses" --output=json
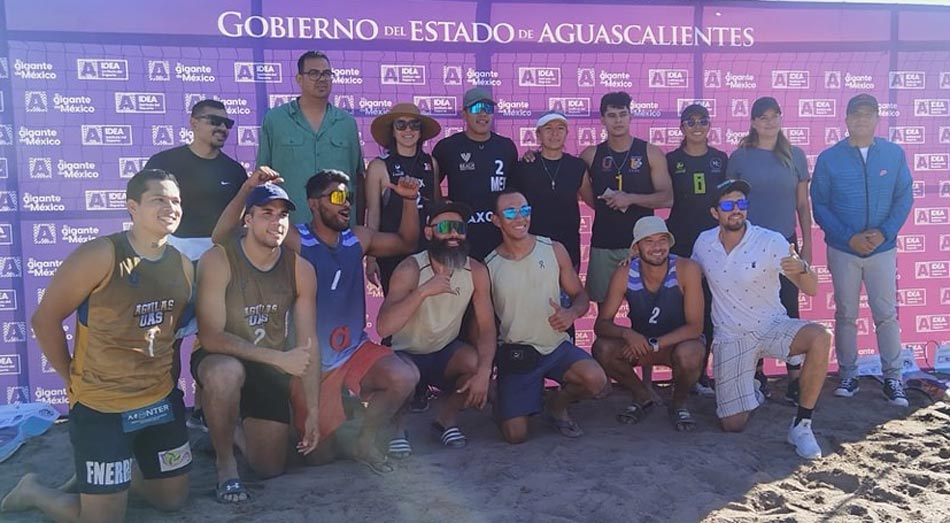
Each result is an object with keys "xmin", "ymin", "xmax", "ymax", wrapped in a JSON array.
[
  {"xmin": 432, "ymin": 220, "xmax": 467, "ymax": 235},
  {"xmin": 718, "ymin": 199, "xmax": 749, "ymax": 212},
  {"xmin": 683, "ymin": 118, "xmax": 710, "ymax": 128},
  {"xmin": 303, "ymin": 69, "xmax": 335, "ymax": 81},
  {"xmin": 467, "ymin": 101, "xmax": 495, "ymax": 115},
  {"xmin": 501, "ymin": 205, "xmax": 532, "ymax": 220},
  {"xmin": 196, "ymin": 114, "xmax": 235, "ymax": 129},
  {"xmin": 320, "ymin": 190, "xmax": 352, "ymax": 205},
  {"xmin": 394, "ymin": 119, "xmax": 422, "ymax": 131}
]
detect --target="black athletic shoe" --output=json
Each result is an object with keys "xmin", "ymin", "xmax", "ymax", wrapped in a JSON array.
[
  {"xmin": 784, "ymin": 378, "xmax": 800, "ymax": 406},
  {"xmin": 410, "ymin": 385, "xmax": 430, "ymax": 413},
  {"xmin": 754, "ymin": 371, "xmax": 772, "ymax": 400}
]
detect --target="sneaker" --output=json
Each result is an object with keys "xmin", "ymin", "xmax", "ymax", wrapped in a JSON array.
[
  {"xmin": 784, "ymin": 378, "xmax": 800, "ymax": 406},
  {"xmin": 787, "ymin": 418, "xmax": 822, "ymax": 459},
  {"xmin": 186, "ymin": 409, "xmax": 208, "ymax": 432},
  {"xmin": 883, "ymin": 378, "xmax": 909, "ymax": 407},
  {"xmin": 754, "ymin": 371, "xmax": 772, "ymax": 400},
  {"xmin": 834, "ymin": 377, "xmax": 860, "ymax": 398},
  {"xmin": 409, "ymin": 385, "xmax": 430, "ymax": 413}
]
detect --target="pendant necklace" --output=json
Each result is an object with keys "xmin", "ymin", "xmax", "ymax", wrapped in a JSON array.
[
  {"xmin": 611, "ymin": 144, "xmax": 633, "ymax": 192},
  {"xmin": 540, "ymin": 155, "xmax": 562, "ymax": 191}
]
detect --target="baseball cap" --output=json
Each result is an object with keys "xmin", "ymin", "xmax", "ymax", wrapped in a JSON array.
[
  {"xmin": 632, "ymin": 216, "xmax": 675, "ymax": 248},
  {"xmin": 751, "ymin": 96, "xmax": 782, "ymax": 119},
  {"xmin": 245, "ymin": 184, "xmax": 296, "ymax": 211},
  {"xmin": 715, "ymin": 179, "xmax": 751, "ymax": 201},
  {"xmin": 536, "ymin": 111, "xmax": 568, "ymax": 128},
  {"xmin": 680, "ymin": 103, "xmax": 710, "ymax": 122},
  {"xmin": 846, "ymin": 93, "xmax": 879, "ymax": 115},
  {"xmin": 462, "ymin": 87, "xmax": 495, "ymax": 110},
  {"xmin": 428, "ymin": 200, "xmax": 472, "ymax": 224}
]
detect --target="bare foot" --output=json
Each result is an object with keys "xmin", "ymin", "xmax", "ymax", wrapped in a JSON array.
[
  {"xmin": 1, "ymin": 473, "xmax": 38, "ymax": 512},
  {"xmin": 350, "ymin": 441, "xmax": 393, "ymax": 475}
]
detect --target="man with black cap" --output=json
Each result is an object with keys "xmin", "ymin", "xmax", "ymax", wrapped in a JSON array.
[
  {"xmin": 195, "ymin": 181, "xmax": 319, "ymax": 501},
  {"xmin": 591, "ymin": 216, "xmax": 706, "ymax": 431},
  {"xmin": 432, "ymin": 87, "xmax": 518, "ymax": 261},
  {"xmin": 811, "ymin": 93, "xmax": 914, "ymax": 407},
  {"xmin": 365, "ymin": 102, "xmax": 442, "ymax": 294},
  {"xmin": 692, "ymin": 180, "xmax": 830, "ymax": 459},
  {"xmin": 376, "ymin": 201, "xmax": 496, "ymax": 456}
]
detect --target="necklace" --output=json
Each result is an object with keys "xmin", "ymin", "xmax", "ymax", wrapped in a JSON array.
[
  {"xmin": 540, "ymin": 155, "xmax": 562, "ymax": 190},
  {"xmin": 610, "ymin": 143, "xmax": 633, "ymax": 191}
]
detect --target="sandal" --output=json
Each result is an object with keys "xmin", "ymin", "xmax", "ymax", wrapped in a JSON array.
[
  {"xmin": 670, "ymin": 408, "xmax": 696, "ymax": 432},
  {"xmin": 616, "ymin": 400, "xmax": 654, "ymax": 424},
  {"xmin": 214, "ymin": 478, "xmax": 249, "ymax": 504},
  {"xmin": 542, "ymin": 412, "xmax": 584, "ymax": 438},
  {"xmin": 353, "ymin": 453, "xmax": 395, "ymax": 475},
  {"xmin": 431, "ymin": 422, "xmax": 467, "ymax": 448},
  {"xmin": 387, "ymin": 432, "xmax": 412, "ymax": 459}
]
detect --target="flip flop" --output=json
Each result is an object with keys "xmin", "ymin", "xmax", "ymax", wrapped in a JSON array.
[
  {"xmin": 214, "ymin": 478, "xmax": 249, "ymax": 504},
  {"xmin": 353, "ymin": 454, "xmax": 395, "ymax": 475},
  {"xmin": 670, "ymin": 408, "xmax": 696, "ymax": 432},
  {"xmin": 541, "ymin": 412, "xmax": 584, "ymax": 438},
  {"xmin": 387, "ymin": 432, "xmax": 412, "ymax": 459},
  {"xmin": 616, "ymin": 400, "xmax": 654, "ymax": 424},
  {"xmin": 0, "ymin": 404, "xmax": 59, "ymax": 463},
  {"xmin": 431, "ymin": 423, "xmax": 467, "ymax": 448}
]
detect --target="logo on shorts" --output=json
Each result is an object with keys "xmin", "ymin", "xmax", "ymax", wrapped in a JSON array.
[{"xmin": 86, "ymin": 459, "xmax": 134, "ymax": 486}]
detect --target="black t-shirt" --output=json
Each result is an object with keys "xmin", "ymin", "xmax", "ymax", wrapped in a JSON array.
[
  {"xmin": 665, "ymin": 146, "xmax": 728, "ymax": 257},
  {"xmin": 589, "ymin": 138, "xmax": 654, "ymax": 249},
  {"xmin": 432, "ymin": 132, "xmax": 518, "ymax": 260},
  {"xmin": 510, "ymin": 153, "xmax": 587, "ymax": 268},
  {"xmin": 145, "ymin": 146, "xmax": 247, "ymax": 238}
]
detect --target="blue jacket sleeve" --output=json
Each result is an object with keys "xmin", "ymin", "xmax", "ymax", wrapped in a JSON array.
[
  {"xmin": 810, "ymin": 153, "xmax": 853, "ymax": 244},
  {"xmin": 878, "ymin": 148, "xmax": 913, "ymax": 241}
]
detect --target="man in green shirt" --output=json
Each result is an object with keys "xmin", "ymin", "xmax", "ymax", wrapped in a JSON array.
[{"xmin": 257, "ymin": 51, "xmax": 365, "ymax": 224}]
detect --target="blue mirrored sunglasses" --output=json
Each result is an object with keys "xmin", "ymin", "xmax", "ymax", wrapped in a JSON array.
[
  {"xmin": 718, "ymin": 199, "xmax": 749, "ymax": 212},
  {"xmin": 501, "ymin": 205, "xmax": 532, "ymax": 220},
  {"xmin": 467, "ymin": 101, "xmax": 495, "ymax": 115}
]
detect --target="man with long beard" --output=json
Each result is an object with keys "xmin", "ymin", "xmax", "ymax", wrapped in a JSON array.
[{"xmin": 375, "ymin": 201, "xmax": 496, "ymax": 457}]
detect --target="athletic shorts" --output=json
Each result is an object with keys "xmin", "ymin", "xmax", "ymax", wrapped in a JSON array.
[
  {"xmin": 191, "ymin": 348, "xmax": 291, "ymax": 424},
  {"xmin": 585, "ymin": 247, "xmax": 630, "ymax": 303},
  {"xmin": 401, "ymin": 339, "xmax": 466, "ymax": 392},
  {"xmin": 712, "ymin": 317, "xmax": 810, "ymax": 418},
  {"xmin": 496, "ymin": 340, "xmax": 592, "ymax": 421},
  {"xmin": 69, "ymin": 388, "xmax": 192, "ymax": 494},
  {"xmin": 291, "ymin": 341, "xmax": 392, "ymax": 441}
]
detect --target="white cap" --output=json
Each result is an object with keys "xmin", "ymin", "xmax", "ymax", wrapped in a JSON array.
[
  {"xmin": 535, "ymin": 111, "xmax": 568, "ymax": 128},
  {"xmin": 632, "ymin": 216, "xmax": 675, "ymax": 248}
]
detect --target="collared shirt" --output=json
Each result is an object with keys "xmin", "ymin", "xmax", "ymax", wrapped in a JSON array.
[
  {"xmin": 257, "ymin": 98, "xmax": 364, "ymax": 223},
  {"xmin": 692, "ymin": 223, "xmax": 789, "ymax": 340}
]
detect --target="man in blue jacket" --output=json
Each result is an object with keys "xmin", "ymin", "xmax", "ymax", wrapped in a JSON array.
[{"xmin": 811, "ymin": 93, "xmax": 913, "ymax": 407}]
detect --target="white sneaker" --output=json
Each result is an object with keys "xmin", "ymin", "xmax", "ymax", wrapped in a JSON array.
[{"xmin": 787, "ymin": 418, "xmax": 822, "ymax": 460}]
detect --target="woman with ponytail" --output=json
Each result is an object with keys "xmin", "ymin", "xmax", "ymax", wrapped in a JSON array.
[{"xmin": 726, "ymin": 96, "xmax": 812, "ymax": 405}]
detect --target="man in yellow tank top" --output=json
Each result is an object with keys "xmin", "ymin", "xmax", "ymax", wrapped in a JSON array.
[
  {"xmin": 485, "ymin": 189, "xmax": 608, "ymax": 443},
  {"xmin": 3, "ymin": 170, "xmax": 193, "ymax": 522},
  {"xmin": 376, "ymin": 201, "xmax": 496, "ymax": 457}
]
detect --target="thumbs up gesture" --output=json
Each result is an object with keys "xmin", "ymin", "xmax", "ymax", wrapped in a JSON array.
[
  {"xmin": 547, "ymin": 297, "xmax": 575, "ymax": 332},
  {"xmin": 781, "ymin": 243, "xmax": 807, "ymax": 276}
]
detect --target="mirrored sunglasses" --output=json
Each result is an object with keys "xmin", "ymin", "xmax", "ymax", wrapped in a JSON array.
[
  {"xmin": 501, "ymin": 205, "xmax": 532, "ymax": 220},
  {"xmin": 718, "ymin": 199, "xmax": 749, "ymax": 212},
  {"xmin": 432, "ymin": 220, "xmax": 466, "ymax": 235},
  {"xmin": 467, "ymin": 101, "xmax": 495, "ymax": 115}
]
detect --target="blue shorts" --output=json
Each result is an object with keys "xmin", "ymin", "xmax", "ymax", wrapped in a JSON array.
[
  {"xmin": 403, "ymin": 339, "xmax": 465, "ymax": 392},
  {"xmin": 497, "ymin": 340, "xmax": 592, "ymax": 421}
]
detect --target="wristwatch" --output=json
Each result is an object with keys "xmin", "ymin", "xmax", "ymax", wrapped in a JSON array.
[{"xmin": 648, "ymin": 337, "xmax": 660, "ymax": 352}]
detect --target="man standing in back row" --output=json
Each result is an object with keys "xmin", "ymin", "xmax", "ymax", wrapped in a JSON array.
[
  {"xmin": 432, "ymin": 87, "xmax": 518, "ymax": 261},
  {"xmin": 811, "ymin": 93, "xmax": 914, "ymax": 407}
]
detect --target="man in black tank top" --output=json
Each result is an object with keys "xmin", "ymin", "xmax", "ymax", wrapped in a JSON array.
[
  {"xmin": 365, "ymin": 103, "xmax": 442, "ymax": 294},
  {"xmin": 432, "ymin": 87, "xmax": 518, "ymax": 261},
  {"xmin": 591, "ymin": 217, "xmax": 706, "ymax": 431},
  {"xmin": 194, "ymin": 183, "xmax": 319, "ymax": 502},
  {"xmin": 580, "ymin": 92, "xmax": 673, "ymax": 305}
]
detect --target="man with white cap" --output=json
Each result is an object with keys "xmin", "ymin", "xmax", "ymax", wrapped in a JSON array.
[
  {"xmin": 432, "ymin": 87, "xmax": 518, "ymax": 261},
  {"xmin": 510, "ymin": 111, "xmax": 594, "ymax": 272},
  {"xmin": 692, "ymin": 179, "xmax": 830, "ymax": 459},
  {"xmin": 591, "ymin": 216, "xmax": 706, "ymax": 431}
]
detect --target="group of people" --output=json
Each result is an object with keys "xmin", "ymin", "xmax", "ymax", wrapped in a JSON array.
[{"xmin": 0, "ymin": 49, "xmax": 915, "ymax": 523}]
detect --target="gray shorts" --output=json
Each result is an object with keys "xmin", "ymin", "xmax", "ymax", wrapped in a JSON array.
[{"xmin": 585, "ymin": 247, "xmax": 630, "ymax": 303}]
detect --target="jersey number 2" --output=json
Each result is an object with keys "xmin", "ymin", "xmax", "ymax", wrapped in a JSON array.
[{"xmin": 648, "ymin": 306, "xmax": 661, "ymax": 325}]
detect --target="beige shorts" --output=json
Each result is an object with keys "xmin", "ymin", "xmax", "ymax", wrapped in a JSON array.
[
  {"xmin": 585, "ymin": 247, "xmax": 630, "ymax": 303},
  {"xmin": 713, "ymin": 317, "xmax": 810, "ymax": 418}
]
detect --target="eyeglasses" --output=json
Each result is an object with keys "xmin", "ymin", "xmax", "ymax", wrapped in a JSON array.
[
  {"xmin": 718, "ymin": 199, "xmax": 749, "ymax": 212},
  {"xmin": 683, "ymin": 118, "xmax": 710, "ymax": 128},
  {"xmin": 195, "ymin": 114, "xmax": 235, "ymax": 129},
  {"xmin": 319, "ymin": 190, "xmax": 352, "ymax": 205},
  {"xmin": 467, "ymin": 102, "xmax": 495, "ymax": 115},
  {"xmin": 303, "ymin": 69, "xmax": 335, "ymax": 81},
  {"xmin": 501, "ymin": 205, "xmax": 532, "ymax": 220},
  {"xmin": 394, "ymin": 119, "xmax": 422, "ymax": 131},
  {"xmin": 432, "ymin": 220, "xmax": 466, "ymax": 235}
]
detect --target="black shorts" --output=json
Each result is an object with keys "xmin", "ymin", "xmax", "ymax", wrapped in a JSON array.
[
  {"xmin": 191, "ymin": 348, "xmax": 291, "ymax": 424},
  {"xmin": 69, "ymin": 389, "xmax": 191, "ymax": 494}
]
